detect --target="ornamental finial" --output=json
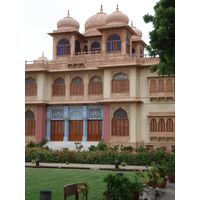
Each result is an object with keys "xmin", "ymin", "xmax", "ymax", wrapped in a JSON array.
[
  {"xmin": 116, "ymin": 4, "xmax": 119, "ymax": 11},
  {"xmin": 42, "ymin": 51, "xmax": 44, "ymax": 57},
  {"xmin": 68, "ymin": 10, "xmax": 70, "ymax": 16},
  {"xmin": 131, "ymin": 20, "xmax": 133, "ymax": 27},
  {"xmin": 100, "ymin": 5, "xmax": 103, "ymax": 12}
]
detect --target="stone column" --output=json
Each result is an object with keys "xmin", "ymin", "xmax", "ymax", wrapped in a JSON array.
[
  {"xmin": 103, "ymin": 105, "xmax": 110, "ymax": 143},
  {"xmin": 63, "ymin": 106, "xmax": 69, "ymax": 141},
  {"xmin": 82, "ymin": 106, "xmax": 88, "ymax": 141},
  {"xmin": 46, "ymin": 107, "xmax": 51, "ymax": 141},
  {"xmin": 36, "ymin": 106, "xmax": 46, "ymax": 142},
  {"xmin": 46, "ymin": 119, "xmax": 51, "ymax": 141}
]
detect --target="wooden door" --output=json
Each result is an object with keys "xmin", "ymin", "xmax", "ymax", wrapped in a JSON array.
[
  {"xmin": 88, "ymin": 120, "xmax": 102, "ymax": 141},
  {"xmin": 69, "ymin": 120, "xmax": 83, "ymax": 141},
  {"xmin": 51, "ymin": 120, "xmax": 64, "ymax": 141}
]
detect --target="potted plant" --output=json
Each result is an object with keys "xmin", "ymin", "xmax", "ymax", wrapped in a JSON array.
[
  {"xmin": 121, "ymin": 162, "xmax": 127, "ymax": 167},
  {"xmin": 65, "ymin": 161, "xmax": 69, "ymax": 165},
  {"xmin": 145, "ymin": 164, "xmax": 159, "ymax": 189},
  {"xmin": 131, "ymin": 172, "xmax": 147, "ymax": 200},
  {"xmin": 103, "ymin": 174, "xmax": 133, "ymax": 200},
  {"xmin": 31, "ymin": 159, "xmax": 36, "ymax": 164},
  {"xmin": 167, "ymin": 160, "xmax": 175, "ymax": 183},
  {"xmin": 155, "ymin": 163, "xmax": 169, "ymax": 188}
]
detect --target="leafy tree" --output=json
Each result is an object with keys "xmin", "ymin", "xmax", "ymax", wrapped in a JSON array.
[{"xmin": 143, "ymin": 0, "xmax": 175, "ymax": 75}]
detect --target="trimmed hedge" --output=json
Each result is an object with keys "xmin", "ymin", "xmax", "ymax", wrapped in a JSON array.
[{"xmin": 25, "ymin": 147, "xmax": 175, "ymax": 166}]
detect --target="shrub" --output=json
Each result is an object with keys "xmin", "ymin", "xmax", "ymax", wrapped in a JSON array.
[
  {"xmin": 97, "ymin": 139, "xmax": 108, "ymax": 151},
  {"xmin": 88, "ymin": 145, "xmax": 97, "ymax": 151}
]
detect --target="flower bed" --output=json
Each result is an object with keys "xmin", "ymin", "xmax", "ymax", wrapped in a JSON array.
[{"xmin": 25, "ymin": 147, "xmax": 175, "ymax": 166}]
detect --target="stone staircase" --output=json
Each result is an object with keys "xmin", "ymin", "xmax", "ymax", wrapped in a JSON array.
[{"xmin": 44, "ymin": 141, "xmax": 99, "ymax": 151}]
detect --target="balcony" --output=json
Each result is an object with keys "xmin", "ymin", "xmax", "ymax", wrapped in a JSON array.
[
  {"xmin": 149, "ymin": 132, "xmax": 175, "ymax": 140},
  {"xmin": 25, "ymin": 53, "xmax": 159, "ymax": 72}
]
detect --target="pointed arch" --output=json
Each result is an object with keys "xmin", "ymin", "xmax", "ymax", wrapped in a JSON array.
[
  {"xmin": 112, "ymin": 73, "xmax": 129, "ymax": 93},
  {"xmin": 112, "ymin": 108, "xmax": 129, "ymax": 136},
  {"xmin": 158, "ymin": 118, "xmax": 165, "ymax": 132},
  {"xmin": 70, "ymin": 77, "xmax": 84, "ymax": 95},
  {"xmin": 89, "ymin": 76, "xmax": 102, "ymax": 94},
  {"xmin": 150, "ymin": 118, "xmax": 157, "ymax": 132},
  {"xmin": 25, "ymin": 77, "xmax": 37, "ymax": 96},
  {"xmin": 166, "ymin": 79, "xmax": 173, "ymax": 92},
  {"xmin": 52, "ymin": 77, "xmax": 65, "ymax": 96},
  {"xmin": 166, "ymin": 118, "xmax": 173, "ymax": 132},
  {"xmin": 91, "ymin": 42, "xmax": 101, "ymax": 54},
  {"xmin": 158, "ymin": 79, "xmax": 165, "ymax": 92},
  {"xmin": 107, "ymin": 34, "xmax": 121, "ymax": 52},
  {"xmin": 150, "ymin": 80, "xmax": 157, "ymax": 93},
  {"xmin": 25, "ymin": 110, "xmax": 35, "ymax": 136},
  {"xmin": 57, "ymin": 38, "xmax": 70, "ymax": 56}
]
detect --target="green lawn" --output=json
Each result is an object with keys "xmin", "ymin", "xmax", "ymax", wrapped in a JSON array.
[{"xmin": 25, "ymin": 167, "xmax": 144, "ymax": 200}]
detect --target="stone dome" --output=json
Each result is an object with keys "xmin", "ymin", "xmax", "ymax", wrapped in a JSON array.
[
  {"xmin": 131, "ymin": 20, "xmax": 142, "ymax": 39},
  {"xmin": 35, "ymin": 52, "xmax": 49, "ymax": 63},
  {"xmin": 57, "ymin": 10, "xmax": 80, "ymax": 31},
  {"xmin": 106, "ymin": 5, "xmax": 129, "ymax": 26},
  {"xmin": 83, "ymin": 5, "xmax": 107, "ymax": 36}
]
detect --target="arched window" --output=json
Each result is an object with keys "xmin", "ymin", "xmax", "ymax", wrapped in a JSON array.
[
  {"xmin": 52, "ymin": 77, "xmax": 65, "ymax": 96},
  {"xmin": 112, "ymin": 108, "xmax": 129, "ymax": 136},
  {"xmin": 25, "ymin": 77, "xmax": 37, "ymax": 96},
  {"xmin": 112, "ymin": 73, "xmax": 129, "ymax": 93},
  {"xmin": 140, "ymin": 48, "xmax": 143, "ymax": 57},
  {"xmin": 83, "ymin": 45, "xmax": 88, "ymax": 54},
  {"xmin": 150, "ymin": 80, "xmax": 157, "ymax": 93},
  {"xmin": 166, "ymin": 118, "xmax": 173, "ymax": 132},
  {"xmin": 126, "ymin": 36, "xmax": 130, "ymax": 54},
  {"xmin": 107, "ymin": 34, "xmax": 121, "ymax": 52},
  {"xmin": 166, "ymin": 79, "xmax": 173, "ymax": 92},
  {"xmin": 70, "ymin": 77, "xmax": 84, "ymax": 95},
  {"xmin": 132, "ymin": 48, "xmax": 135, "ymax": 57},
  {"xmin": 57, "ymin": 39, "xmax": 70, "ymax": 56},
  {"xmin": 89, "ymin": 76, "xmax": 102, "ymax": 94},
  {"xmin": 25, "ymin": 110, "xmax": 35, "ymax": 136},
  {"xmin": 158, "ymin": 79, "xmax": 165, "ymax": 92},
  {"xmin": 150, "ymin": 119, "xmax": 157, "ymax": 132},
  {"xmin": 75, "ymin": 40, "xmax": 81, "ymax": 55},
  {"xmin": 91, "ymin": 42, "xmax": 101, "ymax": 54},
  {"xmin": 158, "ymin": 118, "xmax": 165, "ymax": 132}
]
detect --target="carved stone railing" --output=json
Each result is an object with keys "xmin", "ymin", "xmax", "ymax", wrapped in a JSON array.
[
  {"xmin": 25, "ymin": 54, "xmax": 160, "ymax": 72},
  {"xmin": 149, "ymin": 132, "xmax": 175, "ymax": 140}
]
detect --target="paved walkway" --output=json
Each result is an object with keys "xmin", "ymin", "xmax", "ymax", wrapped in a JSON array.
[{"xmin": 25, "ymin": 162, "xmax": 175, "ymax": 200}]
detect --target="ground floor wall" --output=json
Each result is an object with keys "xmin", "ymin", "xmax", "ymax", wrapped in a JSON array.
[{"xmin": 25, "ymin": 103, "xmax": 175, "ymax": 150}]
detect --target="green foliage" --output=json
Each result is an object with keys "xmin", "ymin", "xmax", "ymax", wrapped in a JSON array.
[
  {"xmin": 25, "ymin": 146, "xmax": 175, "ymax": 166},
  {"xmin": 120, "ymin": 145, "xmax": 133, "ymax": 152},
  {"xmin": 97, "ymin": 139, "xmax": 108, "ymax": 151},
  {"xmin": 88, "ymin": 145, "xmax": 98, "ymax": 151},
  {"xmin": 75, "ymin": 142, "xmax": 83, "ymax": 150},
  {"xmin": 26, "ymin": 138, "xmax": 48, "ymax": 148},
  {"xmin": 103, "ymin": 174, "xmax": 133, "ymax": 200},
  {"xmin": 143, "ymin": 0, "xmax": 175, "ymax": 76},
  {"xmin": 135, "ymin": 145, "xmax": 146, "ymax": 153}
]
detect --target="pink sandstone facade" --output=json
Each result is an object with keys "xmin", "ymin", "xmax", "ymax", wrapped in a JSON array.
[{"xmin": 25, "ymin": 5, "xmax": 175, "ymax": 151}]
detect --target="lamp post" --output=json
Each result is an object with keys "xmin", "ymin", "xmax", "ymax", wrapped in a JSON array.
[
  {"xmin": 114, "ymin": 157, "xmax": 119, "ymax": 169},
  {"xmin": 36, "ymin": 156, "xmax": 39, "ymax": 167},
  {"xmin": 40, "ymin": 189, "xmax": 51, "ymax": 200}
]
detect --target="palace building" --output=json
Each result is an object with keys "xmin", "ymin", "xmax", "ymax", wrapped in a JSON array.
[{"xmin": 25, "ymin": 5, "xmax": 175, "ymax": 150}]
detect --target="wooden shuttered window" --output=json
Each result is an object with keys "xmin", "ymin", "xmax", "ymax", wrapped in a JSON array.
[
  {"xmin": 52, "ymin": 78, "xmax": 65, "ymax": 96},
  {"xmin": 112, "ymin": 79, "xmax": 129, "ymax": 93},
  {"xmin": 166, "ymin": 79, "xmax": 173, "ymax": 92},
  {"xmin": 88, "ymin": 120, "xmax": 102, "ymax": 141},
  {"xmin": 150, "ymin": 80, "xmax": 157, "ymax": 93},
  {"xmin": 166, "ymin": 118, "xmax": 173, "ymax": 132},
  {"xmin": 158, "ymin": 79, "xmax": 164, "ymax": 92},
  {"xmin": 158, "ymin": 118, "xmax": 165, "ymax": 132},
  {"xmin": 25, "ymin": 110, "xmax": 35, "ymax": 136},
  {"xmin": 112, "ymin": 108, "xmax": 129, "ymax": 136},
  {"xmin": 112, "ymin": 118, "xmax": 129, "ymax": 136},
  {"xmin": 69, "ymin": 120, "xmax": 83, "ymax": 141},
  {"xmin": 88, "ymin": 76, "xmax": 102, "ymax": 95},
  {"xmin": 52, "ymin": 84, "xmax": 65, "ymax": 96},
  {"xmin": 25, "ymin": 78, "xmax": 37, "ymax": 96},
  {"xmin": 51, "ymin": 120, "xmax": 64, "ymax": 141},
  {"xmin": 70, "ymin": 77, "xmax": 84, "ymax": 95},
  {"xmin": 150, "ymin": 119, "xmax": 157, "ymax": 132},
  {"xmin": 112, "ymin": 73, "xmax": 129, "ymax": 93}
]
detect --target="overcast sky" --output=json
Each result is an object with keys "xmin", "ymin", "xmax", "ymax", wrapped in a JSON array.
[{"xmin": 25, "ymin": 0, "xmax": 159, "ymax": 61}]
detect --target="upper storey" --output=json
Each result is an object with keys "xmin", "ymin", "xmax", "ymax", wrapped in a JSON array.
[{"xmin": 26, "ymin": 5, "xmax": 159, "ymax": 72}]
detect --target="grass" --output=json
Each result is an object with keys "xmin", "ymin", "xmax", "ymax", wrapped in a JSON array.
[{"xmin": 25, "ymin": 167, "xmax": 146, "ymax": 200}]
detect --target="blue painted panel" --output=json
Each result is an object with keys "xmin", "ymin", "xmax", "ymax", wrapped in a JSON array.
[{"xmin": 69, "ymin": 106, "xmax": 83, "ymax": 120}]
